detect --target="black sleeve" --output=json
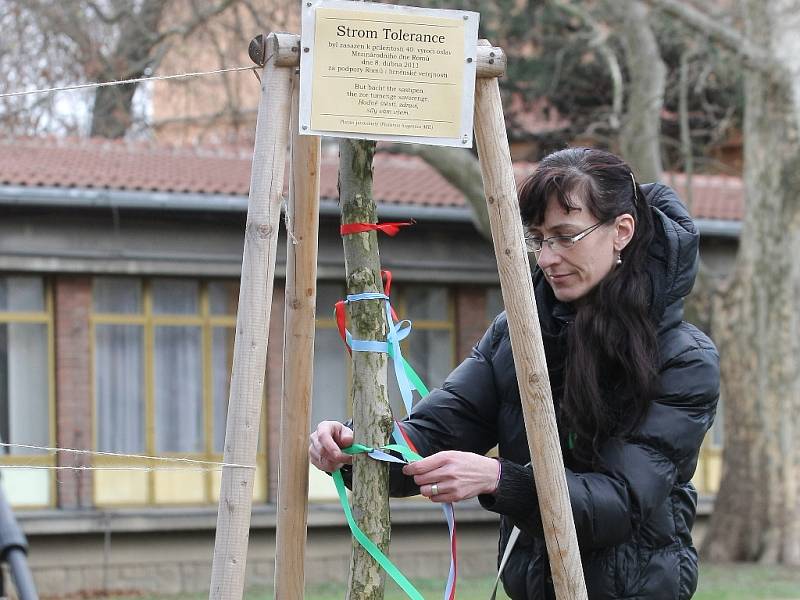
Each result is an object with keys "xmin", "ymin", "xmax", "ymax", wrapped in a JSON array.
[
  {"xmin": 368, "ymin": 315, "xmax": 505, "ymax": 497},
  {"xmin": 479, "ymin": 343, "xmax": 719, "ymax": 549},
  {"xmin": 397, "ymin": 315, "xmax": 502, "ymax": 458}
]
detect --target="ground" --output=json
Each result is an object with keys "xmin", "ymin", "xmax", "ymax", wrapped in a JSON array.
[{"xmin": 73, "ymin": 562, "xmax": 800, "ymax": 600}]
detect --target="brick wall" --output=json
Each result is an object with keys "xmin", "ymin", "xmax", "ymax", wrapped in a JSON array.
[{"xmin": 54, "ymin": 276, "xmax": 93, "ymax": 508}]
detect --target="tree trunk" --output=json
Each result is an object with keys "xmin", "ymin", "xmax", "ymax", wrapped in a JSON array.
[
  {"xmin": 613, "ymin": 0, "xmax": 665, "ymax": 182},
  {"xmin": 340, "ymin": 138, "xmax": 393, "ymax": 598},
  {"xmin": 89, "ymin": 0, "xmax": 168, "ymax": 138},
  {"xmin": 91, "ymin": 82, "xmax": 142, "ymax": 139},
  {"xmin": 702, "ymin": 0, "xmax": 800, "ymax": 565}
]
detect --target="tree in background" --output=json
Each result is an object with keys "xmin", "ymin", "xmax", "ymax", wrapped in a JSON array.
[
  {"xmin": 424, "ymin": 0, "xmax": 742, "ymax": 171},
  {"xmin": 398, "ymin": 0, "xmax": 741, "ymax": 237},
  {"xmin": 648, "ymin": 0, "xmax": 800, "ymax": 565},
  {"xmin": 0, "ymin": 0, "xmax": 283, "ymax": 139},
  {"xmin": 1, "ymin": 0, "xmax": 743, "ymax": 158}
]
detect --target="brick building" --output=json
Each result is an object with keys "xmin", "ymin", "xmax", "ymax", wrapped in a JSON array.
[{"xmin": 0, "ymin": 137, "xmax": 739, "ymax": 595}]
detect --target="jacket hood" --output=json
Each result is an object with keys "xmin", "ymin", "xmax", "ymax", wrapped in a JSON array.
[{"xmin": 641, "ymin": 183, "xmax": 699, "ymax": 327}]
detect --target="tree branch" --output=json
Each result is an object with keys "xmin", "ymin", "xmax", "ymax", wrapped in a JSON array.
[
  {"xmin": 614, "ymin": 0, "xmax": 665, "ymax": 181},
  {"xmin": 153, "ymin": 0, "xmax": 238, "ymax": 44},
  {"xmin": 679, "ymin": 47, "xmax": 694, "ymax": 211},
  {"xmin": 380, "ymin": 144, "xmax": 492, "ymax": 240},
  {"xmin": 549, "ymin": 0, "xmax": 624, "ymax": 130},
  {"xmin": 641, "ymin": 0, "xmax": 777, "ymax": 75}
]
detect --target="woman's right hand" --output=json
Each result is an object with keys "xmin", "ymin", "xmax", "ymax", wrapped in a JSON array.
[{"xmin": 309, "ymin": 421, "xmax": 354, "ymax": 473}]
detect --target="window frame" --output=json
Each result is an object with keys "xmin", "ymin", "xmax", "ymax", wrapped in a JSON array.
[
  {"xmin": 0, "ymin": 276, "xmax": 56, "ymax": 509},
  {"xmin": 90, "ymin": 277, "xmax": 267, "ymax": 507},
  {"xmin": 391, "ymin": 283, "xmax": 457, "ymax": 397}
]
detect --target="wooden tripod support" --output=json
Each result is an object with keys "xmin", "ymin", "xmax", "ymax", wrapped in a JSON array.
[{"xmin": 208, "ymin": 31, "xmax": 587, "ymax": 600}]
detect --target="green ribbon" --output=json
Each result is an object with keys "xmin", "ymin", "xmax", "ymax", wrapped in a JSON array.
[
  {"xmin": 333, "ymin": 443, "xmax": 425, "ymax": 600},
  {"xmin": 385, "ymin": 344, "xmax": 430, "ymax": 398},
  {"xmin": 334, "ymin": 343, "xmax": 432, "ymax": 599}
]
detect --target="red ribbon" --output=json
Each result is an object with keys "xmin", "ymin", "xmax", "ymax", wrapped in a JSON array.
[
  {"xmin": 335, "ymin": 299, "xmax": 350, "ymax": 355},
  {"xmin": 340, "ymin": 220, "xmax": 414, "ymax": 237},
  {"xmin": 381, "ymin": 270, "xmax": 399, "ymax": 322},
  {"xmin": 394, "ymin": 420, "xmax": 420, "ymax": 454}
]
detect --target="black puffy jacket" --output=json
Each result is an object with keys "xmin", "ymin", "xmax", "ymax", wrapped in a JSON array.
[{"xmin": 394, "ymin": 184, "xmax": 720, "ymax": 599}]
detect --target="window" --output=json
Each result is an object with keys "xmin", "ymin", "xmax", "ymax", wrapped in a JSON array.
[
  {"xmin": 308, "ymin": 283, "xmax": 350, "ymax": 501},
  {"xmin": 91, "ymin": 277, "xmax": 265, "ymax": 506},
  {"xmin": 694, "ymin": 394, "xmax": 724, "ymax": 495},
  {"xmin": 311, "ymin": 283, "xmax": 350, "ymax": 429},
  {"xmin": 387, "ymin": 285, "xmax": 455, "ymax": 423},
  {"xmin": 0, "ymin": 276, "xmax": 54, "ymax": 508},
  {"xmin": 486, "ymin": 286, "xmax": 504, "ymax": 322}
]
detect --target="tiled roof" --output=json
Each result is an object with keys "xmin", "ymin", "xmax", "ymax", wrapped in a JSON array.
[{"xmin": 0, "ymin": 137, "xmax": 743, "ymax": 221}]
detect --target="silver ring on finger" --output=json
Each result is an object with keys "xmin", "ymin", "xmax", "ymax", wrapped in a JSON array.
[{"xmin": 430, "ymin": 483, "xmax": 439, "ymax": 496}]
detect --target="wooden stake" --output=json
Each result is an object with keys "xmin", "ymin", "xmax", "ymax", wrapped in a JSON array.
[
  {"xmin": 273, "ymin": 70, "xmax": 321, "ymax": 600},
  {"xmin": 473, "ymin": 61, "xmax": 589, "ymax": 599},
  {"xmin": 209, "ymin": 33, "xmax": 293, "ymax": 600}
]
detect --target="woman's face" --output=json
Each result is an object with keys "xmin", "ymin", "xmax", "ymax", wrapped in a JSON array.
[{"xmin": 528, "ymin": 195, "xmax": 634, "ymax": 304}]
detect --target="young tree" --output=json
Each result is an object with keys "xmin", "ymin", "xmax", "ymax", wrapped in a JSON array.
[
  {"xmin": 339, "ymin": 138, "xmax": 393, "ymax": 600},
  {"xmin": 647, "ymin": 0, "xmax": 800, "ymax": 565}
]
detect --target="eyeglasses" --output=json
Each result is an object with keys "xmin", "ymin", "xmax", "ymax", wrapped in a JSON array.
[{"xmin": 524, "ymin": 219, "xmax": 611, "ymax": 254}]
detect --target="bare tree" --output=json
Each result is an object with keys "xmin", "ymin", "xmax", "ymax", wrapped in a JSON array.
[
  {"xmin": 610, "ymin": 0, "xmax": 665, "ymax": 181},
  {"xmin": 386, "ymin": 0, "xmax": 669, "ymax": 242},
  {"xmin": 0, "ymin": 0, "xmax": 284, "ymax": 139},
  {"xmin": 646, "ymin": 0, "xmax": 800, "ymax": 565}
]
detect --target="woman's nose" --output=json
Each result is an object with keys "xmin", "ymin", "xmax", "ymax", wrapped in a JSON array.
[{"xmin": 535, "ymin": 244, "xmax": 560, "ymax": 269}]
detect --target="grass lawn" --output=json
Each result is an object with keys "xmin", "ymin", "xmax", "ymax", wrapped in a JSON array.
[
  {"xmin": 99, "ymin": 563, "xmax": 800, "ymax": 599},
  {"xmin": 694, "ymin": 563, "xmax": 800, "ymax": 599},
  {"xmin": 304, "ymin": 564, "xmax": 800, "ymax": 599}
]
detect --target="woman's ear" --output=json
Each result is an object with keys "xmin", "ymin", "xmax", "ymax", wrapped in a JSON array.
[{"xmin": 614, "ymin": 213, "xmax": 635, "ymax": 252}]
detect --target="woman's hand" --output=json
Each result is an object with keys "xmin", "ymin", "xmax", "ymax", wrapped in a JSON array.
[
  {"xmin": 309, "ymin": 421, "xmax": 354, "ymax": 473},
  {"xmin": 402, "ymin": 451, "xmax": 500, "ymax": 503}
]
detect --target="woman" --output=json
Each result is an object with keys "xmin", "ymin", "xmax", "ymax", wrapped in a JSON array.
[{"xmin": 310, "ymin": 148, "xmax": 719, "ymax": 600}]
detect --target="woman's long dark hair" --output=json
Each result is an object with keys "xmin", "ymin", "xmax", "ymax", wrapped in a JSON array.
[{"xmin": 519, "ymin": 148, "xmax": 659, "ymax": 462}]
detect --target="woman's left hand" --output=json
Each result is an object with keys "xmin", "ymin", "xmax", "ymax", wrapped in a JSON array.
[{"xmin": 402, "ymin": 451, "xmax": 500, "ymax": 503}]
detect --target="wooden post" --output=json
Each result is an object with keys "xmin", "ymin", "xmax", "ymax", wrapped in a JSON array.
[
  {"xmin": 273, "ymin": 70, "xmax": 321, "ymax": 600},
  {"xmin": 473, "ymin": 45, "xmax": 588, "ymax": 600},
  {"xmin": 209, "ymin": 33, "xmax": 293, "ymax": 600}
]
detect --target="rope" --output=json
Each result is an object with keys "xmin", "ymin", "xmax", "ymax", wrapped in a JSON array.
[
  {"xmin": 0, "ymin": 465, "xmax": 235, "ymax": 473},
  {"xmin": 0, "ymin": 442, "xmax": 255, "ymax": 469},
  {"xmin": 0, "ymin": 65, "xmax": 258, "ymax": 100}
]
